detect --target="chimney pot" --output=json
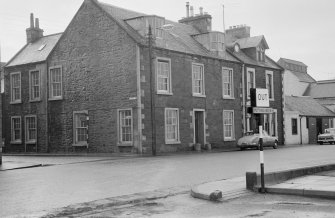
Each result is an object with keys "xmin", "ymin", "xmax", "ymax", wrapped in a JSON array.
[
  {"xmin": 30, "ymin": 13, "xmax": 34, "ymax": 28},
  {"xmin": 190, "ymin": 6, "xmax": 194, "ymax": 16},
  {"xmin": 200, "ymin": 7, "xmax": 203, "ymax": 15},
  {"xmin": 186, "ymin": 2, "xmax": 190, "ymax": 18},
  {"xmin": 35, "ymin": 18, "xmax": 39, "ymax": 29}
]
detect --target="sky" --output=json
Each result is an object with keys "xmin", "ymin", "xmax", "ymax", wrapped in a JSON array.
[{"xmin": 1, "ymin": 0, "xmax": 335, "ymax": 81}]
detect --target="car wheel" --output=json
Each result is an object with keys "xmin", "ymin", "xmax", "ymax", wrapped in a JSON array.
[
  {"xmin": 273, "ymin": 141, "xmax": 278, "ymax": 149},
  {"xmin": 330, "ymin": 142, "xmax": 334, "ymax": 145},
  {"xmin": 319, "ymin": 142, "xmax": 323, "ymax": 145},
  {"xmin": 240, "ymin": 147, "xmax": 245, "ymax": 151}
]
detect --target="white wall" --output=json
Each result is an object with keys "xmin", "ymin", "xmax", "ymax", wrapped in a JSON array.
[
  {"xmin": 284, "ymin": 70, "xmax": 309, "ymax": 96},
  {"xmin": 284, "ymin": 111, "xmax": 309, "ymax": 145}
]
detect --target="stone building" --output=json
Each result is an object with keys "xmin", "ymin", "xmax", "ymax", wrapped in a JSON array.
[{"xmin": 3, "ymin": 0, "xmax": 284, "ymax": 153}]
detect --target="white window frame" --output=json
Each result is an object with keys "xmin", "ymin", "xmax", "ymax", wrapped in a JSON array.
[
  {"xmin": 117, "ymin": 109, "xmax": 133, "ymax": 145},
  {"xmin": 49, "ymin": 66, "xmax": 63, "ymax": 100},
  {"xmin": 246, "ymin": 68, "xmax": 255, "ymax": 99},
  {"xmin": 222, "ymin": 67, "xmax": 234, "ymax": 99},
  {"xmin": 165, "ymin": 108, "xmax": 180, "ymax": 144},
  {"xmin": 25, "ymin": 115, "xmax": 37, "ymax": 144},
  {"xmin": 223, "ymin": 110, "xmax": 235, "ymax": 141},
  {"xmin": 210, "ymin": 32, "xmax": 224, "ymax": 51},
  {"xmin": 73, "ymin": 111, "xmax": 89, "ymax": 146},
  {"xmin": 29, "ymin": 70, "xmax": 41, "ymax": 102},
  {"xmin": 10, "ymin": 72, "xmax": 21, "ymax": 104},
  {"xmin": 192, "ymin": 63, "xmax": 205, "ymax": 97},
  {"xmin": 156, "ymin": 57, "xmax": 172, "ymax": 95},
  {"xmin": 266, "ymin": 70, "xmax": 274, "ymax": 100},
  {"xmin": 11, "ymin": 116, "xmax": 22, "ymax": 144}
]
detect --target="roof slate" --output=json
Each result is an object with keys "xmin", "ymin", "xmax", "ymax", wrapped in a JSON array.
[
  {"xmin": 278, "ymin": 58, "xmax": 307, "ymax": 67},
  {"xmin": 231, "ymin": 51, "xmax": 281, "ymax": 70},
  {"xmin": 97, "ymin": 1, "xmax": 239, "ymax": 62},
  {"xmin": 285, "ymin": 95, "xmax": 335, "ymax": 117},
  {"xmin": 6, "ymin": 33, "xmax": 62, "ymax": 67},
  {"xmin": 305, "ymin": 81, "xmax": 335, "ymax": 98},
  {"xmin": 291, "ymin": 71, "xmax": 315, "ymax": 83},
  {"xmin": 235, "ymin": 35, "xmax": 269, "ymax": 49}
]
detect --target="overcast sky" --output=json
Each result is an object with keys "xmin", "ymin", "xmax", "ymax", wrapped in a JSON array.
[{"xmin": 1, "ymin": 0, "xmax": 335, "ymax": 80}]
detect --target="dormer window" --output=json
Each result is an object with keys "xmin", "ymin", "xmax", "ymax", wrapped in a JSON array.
[
  {"xmin": 257, "ymin": 47, "xmax": 265, "ymax": 61},
  {"xmin": 234, "ymin": 44, "xmax": 240, "ymax": 52},
  {"xmin": 125, "ymin": 15, "xmax": 165, "ymax": 38},
  {"xmin": 210, "ymin": 32, "xmax": 224, "ymax": 51}
]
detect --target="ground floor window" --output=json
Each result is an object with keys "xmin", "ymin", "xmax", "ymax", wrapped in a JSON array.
[
  {"xmin": 329, "ymin": 118, "xmax": 334, "ymax": 128},
  {"xmin": 165, "ymin": 108, "xmax": 180, "ymax": 143},
  {"xmin": 292, "ymin": 118, "xmax": 298, "ymax": 135},
  {"xmin": 223, "ymin": 110, "xmax": 234, "ymax": 140},
  {"xmin": 118, "ymin": 109, "xmax": 133, "ymax": 144},
  {"xmin": 11, "ymin": 116, "xmax": 21, "ymax": 143},
  {"xmin": 25, "ymin": 115, "xmax": 37, "ymax": 143},
  {"xmin": 73, "ymin": 111, "xmax": 88, "ymax": 145}
]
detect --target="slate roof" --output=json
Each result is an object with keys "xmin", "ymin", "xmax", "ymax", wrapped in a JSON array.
[
  {"xmin": 278, "ymin": 58, "xmax": 307, "ymax": 67},
  {"xmin": 231, "ymin": 51, "xmax": 281, "ymax": 70},
  {"xmin": 235, "ymin": 35, "xmax": 269, "ymax": 49},
  {"xmin": 291, "ymin": 71, "xmax": 315, "ymax": 83},
  {"xmin": 285, "ymin": 95, "xmax": 335, "ymax": 117},
  {"xmin": 6, "ymin": 33, "xmax": 62, "ymax": 67},
  {"xmin": 97, "ymin": 1, "xmax": 239, "ymax": 62},
  {"xmin": 305, "ymin": 80, "xmax": 335, "ymax": 98}
]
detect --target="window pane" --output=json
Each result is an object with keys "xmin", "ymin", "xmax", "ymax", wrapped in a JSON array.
[
  {"xmin": 50, "ymin": 68, "xmax": 62, "ymax": 97},
  {"xmin": 119, "ymin": 110, "xmax": 132, "ymax": 143},
  {"xmin": 157, "ymin": 61, "xmax": 170, "ymax": 92},
  {"xmin": 165, "ymin": 109, "xmax": 178, "ymax": 142},
  {"xmin": 223, "ymin": 111, "xmax": 234, "ymax": 139},
  {"xmin": 75, "ymin": 113, "xmax": 88, "ymax": 143}
]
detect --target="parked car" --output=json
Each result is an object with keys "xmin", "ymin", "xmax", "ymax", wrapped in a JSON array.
[
  {"xmin": 317, "ymin": 128, "xmax": 335, "ymax": 145},
  {"xmin": 237, "ymin": 131, "xmax": 278, "ymax": 150}
]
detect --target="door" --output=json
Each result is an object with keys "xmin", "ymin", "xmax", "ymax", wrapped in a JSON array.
[
  {"xmin": 316, "ymin": 118, "xmax": 323, "ymax": 136},
  {"xmin": 194, "ymin": 111, "xmax": 205, "ymax": 145}
]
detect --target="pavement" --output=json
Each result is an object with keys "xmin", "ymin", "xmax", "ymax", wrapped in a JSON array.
[{"xmin": 191, "ymin": 169, "xmax": 335, "ymax": 201}]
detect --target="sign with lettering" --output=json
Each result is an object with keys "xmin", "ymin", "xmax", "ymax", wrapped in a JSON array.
[
  {"xmin": 253, "ymin": 107, "xmax": 274, "ymax": 114},
  {"xmin": 250, "ymin": 88, "xmax": 269, "ymax": 107}
]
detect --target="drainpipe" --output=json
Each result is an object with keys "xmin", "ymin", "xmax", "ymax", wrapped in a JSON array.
[
  {"xmin": 300, "ymin": 116, "xmax": 302, "ymax": 145},
  {"xmin": 46, "ymin": 63, "xmax": 49, "ymax": 153},
  {"xmin": 148, "ymin": 26, "xmax": 156, "ymax": 156},
  {"xmin": 242, "ymin": 64, "xmax": 246, "ymax": 134}
]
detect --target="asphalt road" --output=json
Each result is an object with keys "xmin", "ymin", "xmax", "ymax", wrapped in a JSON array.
[{"xmin": 1, "ymin": 144, "xmax": 335, "ymax": 217}]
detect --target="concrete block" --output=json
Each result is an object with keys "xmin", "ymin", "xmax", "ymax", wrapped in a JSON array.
[{"xmin": 246, "ymin": 172, "xmax": 257, "ymax": 190}]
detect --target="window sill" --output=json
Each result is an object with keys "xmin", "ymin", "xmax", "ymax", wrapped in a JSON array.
[
  {"xmin": 224, "ymin": 138, "xmax": 235, "ymax": 142},
  {"xmin": 49, "ymin": 97, "xmax": 63, "ymax": 101},
  {"xmin": 72, "ymin": 142, "xmax": 88, "ymax": 147},
  {"xmin": 223, "ymin": 96, "xmax": 235, "ymax": 100},
  {"xmin": 29, "ymin": 99, "xmax": 41, "ymax": 103},
  {"xmin": 11, "ymin": 140, "xmax": 22, "ymax": 144},
  {"xmin": 165, "ymin": 140, "xmax": 181, "ymax": 145},
  {"xmin": 117, "ymin": 143, "xmax": 133, "ymax": 147},
  {"xmin": 10, "ymin": 101, "xmax": 22, "ymax": 105},
  {"xmin": 26, "ymin": 140, "xmax": 36, "ymax": 144},
  {"xmin": 270, "ymin": 98, "xmax": 275, "ymax": 101},
  {"xmin": 192, "ymin": 94, "xmax": 206, "ymax": 98},
  {"xmin": 157, "ymin": 92, "xmax": 173, "ymax": 96}
]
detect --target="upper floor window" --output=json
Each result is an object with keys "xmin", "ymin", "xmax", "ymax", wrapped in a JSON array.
[
  {"xmin": 165, "ymin": 108, "xmax": 180, "ymax": 144},
  {"xmin": 266, "ymin": 70, "xmax": 274, "ymax": 100},
  {"xmin": 192, "ymin": 63, "xmax": 205, "ymax": 96},
  {"xmin": 10, "ymin": 72, "xmax": 21, "ymax": 103},
  {"xmin": 118, "ymin": 109, "xmax": 133, "ymax": 144},
  {"xmin": 11, "ymin": 116, "xmax": 21, "ymax": 143},
  {"xmin": 73, "ymin": 111, "xmax": 88, "ymax": 145},
  {"xmin": 222, "ymin": 67, "xmax": 234, "ymax": 98},
  {"xmin": 247, "ymin": 68, "xmax": 255, "ymax": 99},
  {"xmin": 257, "ymin": 47, "xmax": 265, "ymax": 61},
  {"xmin": 210, "ymin": 32, "xmax": 224, "ymax": 51},
  {"xmin": 25, "ymin": 115, "xmax": 37, "ymax": 143},
  {"xmin": 49, "ymin": 66, "xmax": 62, "ymax": 100},
  {"xmin": 156, "ymin": 58, "xmax": 172, "ymax": 94},
  {"xmin": 30, "ymin": 70, "xmax": 40, "ymax": 101}
]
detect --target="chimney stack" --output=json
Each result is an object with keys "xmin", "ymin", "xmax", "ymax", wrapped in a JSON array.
[
  {"xmin": 26, "ymin": 13, "xmax": 44, "ymax": 43},
  {"xmin": 186, "ymin": 2, "xmax": 190, "ymax": 18},
  {"xmin": 199, "ymin": 7, "xmax": 203, "ymax": 15},
  {"xmin": 190, "ymin": 6, "xmax": 194, "ymax": 17}
]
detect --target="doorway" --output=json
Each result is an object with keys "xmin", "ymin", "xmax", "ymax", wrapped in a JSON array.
[
  {"xmin": 316, "ymin": 118, "xmax": 323, "ymax": 136},
  {"xmin": 193, "ymin": 110, "xmax": 205, "ymax": 145}
]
